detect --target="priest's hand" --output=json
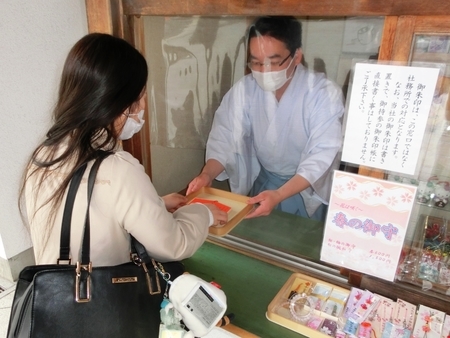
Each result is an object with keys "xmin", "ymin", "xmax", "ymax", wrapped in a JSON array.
[{"xmin": 245, "ymin": 190, "xmax": 282, "ymax": 218}]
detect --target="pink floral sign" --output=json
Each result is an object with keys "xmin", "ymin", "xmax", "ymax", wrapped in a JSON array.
[{"xmin": 320, "ymin": 171, "xmax": 417, "ymax": 281}]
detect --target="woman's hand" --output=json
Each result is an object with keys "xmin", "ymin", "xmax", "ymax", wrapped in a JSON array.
[
  {"xmin": 205, "ymin": 204, "xmax": 228, "ymax": 227},
  {"xmin": 162, "ymin": 193, "xmax": 187, "ymax": 212}
]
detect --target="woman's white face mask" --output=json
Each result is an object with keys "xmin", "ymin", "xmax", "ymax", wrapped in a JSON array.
[
  {"xmin": 119, "ymin": 109, "xmax": 145, "ymax": 140},
  {"xmin": 251, "ymin": 57, "xmax": 295, "ymax": 92}
]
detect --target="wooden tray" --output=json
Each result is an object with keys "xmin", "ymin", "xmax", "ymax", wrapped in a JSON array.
[
  {"xmin": 266, "ymin": 272, "xmax": 350, "ymax": 338},
  {"xmin": 186, "ymin": 187, "xmax": 253, "ymax": 236}
]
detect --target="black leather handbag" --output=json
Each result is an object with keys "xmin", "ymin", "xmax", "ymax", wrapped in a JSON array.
[{"xmin": 7, "ymin": 152, "xmax": 184, "ymax": 338}]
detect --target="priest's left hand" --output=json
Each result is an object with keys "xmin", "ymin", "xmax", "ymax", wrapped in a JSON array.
[{"xmin": 245, "ymin": 190, "xmax": 282, "ymax": 218}]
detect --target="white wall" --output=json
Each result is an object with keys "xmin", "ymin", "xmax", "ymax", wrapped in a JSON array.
[{"xmin": 0, "ymin": 1, "xmax": 88, "ymax": 265}]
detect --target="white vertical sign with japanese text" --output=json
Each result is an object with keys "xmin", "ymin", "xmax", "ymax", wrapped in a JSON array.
[
  {"xmin": 320, "ymin": 171, "xmax": 417, "ymax": 281},
  {"xmin": 342, "ymin": 63, "xmax": 439, "ymax": 175}
]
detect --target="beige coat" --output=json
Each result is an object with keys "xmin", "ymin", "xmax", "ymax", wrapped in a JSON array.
[{"xmin": 25, "ymin": 150, "xmax": 210, "ymax": 266}]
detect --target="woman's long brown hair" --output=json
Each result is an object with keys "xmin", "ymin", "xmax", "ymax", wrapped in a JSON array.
[{"xmin": 18, "ymin": 33, "xmax": 148, "ymax": 250}]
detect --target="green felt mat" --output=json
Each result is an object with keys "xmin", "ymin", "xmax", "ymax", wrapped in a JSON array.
[
  {"xmin": 182, "ymin": 241, "xmax": 308, "ymax": 338},
  {"xmin": 230, "ymin": 209, "xmax": 325, "ymax": 262}
]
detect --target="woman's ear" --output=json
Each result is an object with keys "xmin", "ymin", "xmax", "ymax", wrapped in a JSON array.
[{"xmin": 294, "ymin": 48, "xmax": 303, "ymax": 66}]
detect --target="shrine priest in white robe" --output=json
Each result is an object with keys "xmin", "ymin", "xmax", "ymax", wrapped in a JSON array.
[{"xmin": 187, "ymin": 16, "xmax": 344, "ymax": 222}]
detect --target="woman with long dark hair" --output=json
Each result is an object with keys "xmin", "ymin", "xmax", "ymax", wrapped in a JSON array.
[{"xmin": 19, "ymin": 33, "xmax": 227, "ymax": 265}]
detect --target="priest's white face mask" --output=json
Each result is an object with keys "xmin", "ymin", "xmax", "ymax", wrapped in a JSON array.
[
  {"xmin": 119, "ymin": 109, "xmax": 145, "ymax": 140},
  {"xmin": 251, "ymin": 57, "xmax": 295, "ymax": 92},
  {"xmin": 248, "ymin": 35, "xmax": 299, "ymax": 92}
]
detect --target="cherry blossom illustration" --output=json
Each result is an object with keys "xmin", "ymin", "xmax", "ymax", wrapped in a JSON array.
[
  {"xmin": 347, "ymin": 180, "xmax": 357, "ymax": 191},
  {"xmin": 373, "ymin": 186, "xmax": 384, "ymax": 197},
  {"xmin": 335, "ymin": 184, "xmax": 344, "ymax": 194},
  {"xmin": 360, "ymin": 190, "xmax": 370, "ymax": 200},
  {"xmin": 387, "ymin": 196, "xmax": 398, "ymax": 207},
  {"xmin": 401, "ymin": 193, "xmax": 413, "ymax": 204}
]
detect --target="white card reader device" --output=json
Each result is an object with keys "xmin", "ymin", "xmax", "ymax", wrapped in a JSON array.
[{"xmin": 169, "ymin": 274, "xmax": 227, "ymax": 337}]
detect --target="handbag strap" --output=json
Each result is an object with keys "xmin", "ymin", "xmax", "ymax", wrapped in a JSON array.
[
  {"xmin": 58, "ymin": 151, "xmax": 111, "ymax": 264},
  {"xmin": 58, "ymin": 163, "xmax": 88, "ymax": 262},
  {"xmin": 130, "ymin": 235, "xmax": 151, "ymax": 263},
  {"xmin": 58, "ymin": 151, "xmax": 150, "ymax": 266},
  {"xmin": 80, "ymin": 151, "xmax": 111, "ymax": 265}
]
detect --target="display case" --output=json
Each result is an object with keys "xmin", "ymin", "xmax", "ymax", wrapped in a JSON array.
[
  {"xmin": 398, "ymin": 215, "xmax": 450, "ymax": 291},
  {"xmin": 395, "ymin": 33, "xmax": 450, "ymax": 295},
  {"xmin": 356, "ymin": 17, "xmax": 450, "ymax": 313}
]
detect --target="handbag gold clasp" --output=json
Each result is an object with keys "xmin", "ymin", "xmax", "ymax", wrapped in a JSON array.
[
  {"xmin": 75, "ymin": 262, "xmax": 92, "ymax": 303},
  {"xmin": 130, "ymin": 254, "xmax": 162, "ymax": 295},
  {"xmin": 141, "ymin": 262, "xmax": 161, "ymax": 295}
]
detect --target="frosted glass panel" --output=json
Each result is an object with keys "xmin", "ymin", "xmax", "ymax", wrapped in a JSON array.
[
  {"xmin": 142, "ymin": 15, "xmax": 384, "ymax": 198},
  {"xmin": 144, "ymin": 17, "xmax": 248, "ymax": 150}
]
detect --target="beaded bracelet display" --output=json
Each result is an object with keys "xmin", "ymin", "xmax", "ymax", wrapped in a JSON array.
[{"xmin": 289, "ymin": 293, "xmax": 313, "ymax": 323}]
